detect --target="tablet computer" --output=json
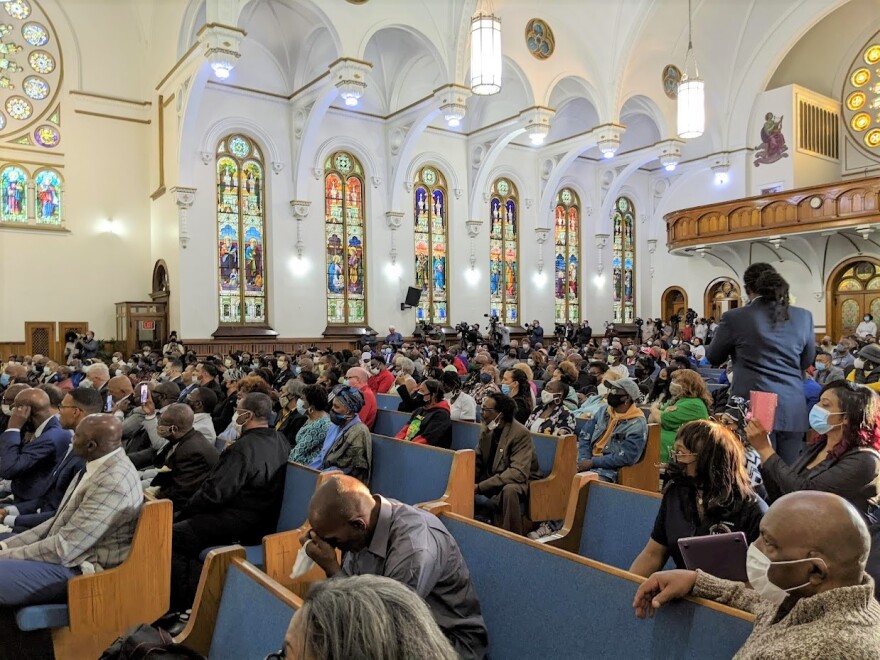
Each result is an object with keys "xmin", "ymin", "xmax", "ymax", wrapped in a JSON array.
[{"xmin": 678, "ymin": 532, "xmax": 748, "ymax": 582}]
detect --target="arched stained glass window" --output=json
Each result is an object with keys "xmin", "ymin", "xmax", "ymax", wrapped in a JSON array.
[
  {"xmin": 489, "ymin": 178, "xmax": 519, "ymax": 324},
  {"xmin": 554, "ymin": 188, "xmax": 580, "ymax": 323},
  {"xmin": 216, "ymin": 134, "xmax": 267, "ymax": 326},
  {"xmin": 612, "ymin": 196, "xmax": 635, "ymax": 323},
  {"xmin": 414, "ymin": 166, "xmax": 449, "ymax": 325},
  {"xmin": 34, "ymin": 166, "xmax": 60, "ymax": 224},
  {"xmin": 325, "ymin": 151, "xmax": 366, "ymax": 324},
  {"xmin": 0, "ymin": 164, "xmax": 26, "ymax": 222}
]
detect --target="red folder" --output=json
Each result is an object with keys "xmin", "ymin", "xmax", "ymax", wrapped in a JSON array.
[{"xmin": 750, "ymin": 391, "xmax": 778, "ymax": 432}]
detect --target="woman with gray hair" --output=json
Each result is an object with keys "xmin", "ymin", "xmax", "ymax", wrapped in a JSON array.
[{"xmin": 275, "ymin": 575, "xmax": 457, "ymax": 660}]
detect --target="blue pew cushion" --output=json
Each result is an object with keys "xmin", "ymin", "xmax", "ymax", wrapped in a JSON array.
[
  {"xmin": 370, "ymin": 435, "xmax": 453, "ymax": 505},
  {"xmin": 208, "ymin": 565, "xmax": 295, "ymax": 660},
  {"xmin": 276, "ymin": 464, "xmax": 319, "ymax": 533},
  {"xmin": 16, "ymin": 603, "xmax": 70, "ymax": 631}
]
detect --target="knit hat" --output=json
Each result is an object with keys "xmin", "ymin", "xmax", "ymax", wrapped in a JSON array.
[
  {"xmin": 858, "ymin": 343, "xmax": 880, "ymax": 366},
  {"xmin": 606, "ymin": 377, "xmax": 641, "ymax": 403}
]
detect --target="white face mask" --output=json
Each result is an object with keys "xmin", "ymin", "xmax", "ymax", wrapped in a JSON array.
[
  {"xmin": 597, "ymin": 383, "xmax": 608, "ymax": 397},
  {"xmin": 486, "ymin": 418, "xmax": 500, "ymax": 431},
  {"xmin": 79, "ymin": 378, "xmax": 94, "ymax": 389},
  {"xmin": 745, "ymin": 544, "xmax": 823, "ymax": 607},
  {"xmin": 1, "ymin": 404, "xmax": 11, "ymax": 416},
  {"xmin": 540, "ymin": 390, "xmax": 558, "ymax": 405},
  {"xmin": 115, "ymin": 369, "xmax": 123, "ymax": 377}
]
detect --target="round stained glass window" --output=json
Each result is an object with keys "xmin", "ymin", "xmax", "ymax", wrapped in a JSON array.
[
  {"xmin": 844, "ymin": 31, "xmax": 880, "ymax": 156},
  {"xmin": 4, "ymin": 0, "xmax": 30, "ymax": 20},
  {"xmin": 228, "ymin": 136, "xmax": 249, "ymax": 158},
  {"xmin": 33, "ymin": 124, "xmax": 58, "ymax": 147},
  {"xmin": 422, "ymin": 168, "xmax": 436, "ymax": 186},
  {"xmin": 22, "ymin": 75, "xmax": 47, "ymax": 100},
  {"xmin": 21, "ymin": 21, "xmax": 47, "ymax": 46},
  {"xmin": 334, "ymin": 153, "xmax": 352, "ymax": 172},
  {"xmin": 0, "ymin": 0, "xmax": 61, "ymax": 142},
  {"xmin": 560, "ymin": 189, "xmax": 572, "ymax": 205},
  {"xmin": 28, "ymin": 50, "xmax": 54, "ymax": 74},
  {"xmin": 6, "ymin": 95, "xmax": 31, "ymax": 119},
  {"xmin": 497, "ymin": 180, "xmax": 509, "ymax": 196}
]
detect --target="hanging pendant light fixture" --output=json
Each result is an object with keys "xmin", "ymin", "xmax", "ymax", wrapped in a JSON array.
[
  {"xmin": 470, "ymin": 2, "xmax": 502, "ymax": 96},
  {"xmin": 677, "ymin": 0, "xmax": 704, "ymax": 139}
]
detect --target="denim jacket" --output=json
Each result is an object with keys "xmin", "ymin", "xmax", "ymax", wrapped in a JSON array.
[{"xmin": 577, "ymin": 405, "xmax": 648, "ymax": 483}]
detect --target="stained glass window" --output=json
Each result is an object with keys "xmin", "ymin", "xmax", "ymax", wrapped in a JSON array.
[
  {"xmin": 489, "ymin": 178, "xmax": 519, "ymax": 324},
  {"xmin": 325, "ymin": 151, "xmax": 367, "ymax": 324},
  {"xmin": 33, "ymin": 166, "xmax": 59, "ymax": 224},
  {"xmin": 0, "ymin": 164, "xmax": 26, "ymax": 222},
  {"xmin": 0, "ymin": 0, "xmax": 62, "ymax": 147},
  {"xmin": 413, "ymin": 166, "xmax": 449, "ymax": 325},
  {"xmin": 554, "ymin": 188, "xmax": 580, "ymax": 323},
  {"xmin": 612, "ymin": 196, "xmax": 636, "ymax": 323},
  {"xmin": 216, "ymin": 134, "xmax": 267, "ymax": 326}
]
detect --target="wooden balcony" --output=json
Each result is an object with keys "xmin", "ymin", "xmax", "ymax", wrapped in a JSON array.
[{"xmin": 664, "ymin": 176, "xmax": 880, "ymax": 253}]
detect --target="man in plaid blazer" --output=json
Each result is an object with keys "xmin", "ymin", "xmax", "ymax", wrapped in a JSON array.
[{"xmin": 0, "ymin": 413, "xmax": 143, "ymax": 608}]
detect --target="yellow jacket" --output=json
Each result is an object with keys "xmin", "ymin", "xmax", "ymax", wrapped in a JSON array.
[{"xmin": 846, "ymin": 370, "xmax": 880, "ymax": 392}]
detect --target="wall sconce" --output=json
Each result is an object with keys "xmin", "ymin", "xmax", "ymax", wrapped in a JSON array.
[
  {"xmin": 594, "ymin": 232, "xmax": 609, "ymax": 274},
  {"xmin": 711, "ymin": 153, "xmax": 730, "ymax": 185},
  {"xmin": 534, "ymin": 227, "xmax": 550, "ymax": 274},
  {"xmin": 330, "ymin": 58, "xmax": 373, "ymax": 107}
]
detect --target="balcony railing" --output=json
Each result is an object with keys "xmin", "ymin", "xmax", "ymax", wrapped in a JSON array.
[{"xmin": 664, "ymin": 176, "xmax": 880, "ymax": 253}]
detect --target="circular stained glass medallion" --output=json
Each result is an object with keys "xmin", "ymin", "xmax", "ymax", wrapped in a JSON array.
[
  {"xmin": 865, "ymin": 128, "xmax": 880, "ymax": 148},
  {"xmin": 21, "ymin": 21, "xmax": 47, "ymax": 46},
  {"xmin": 852, "ymin": 68, "xmax": 871, "ymax": 87},
  {"xmin": 848, "ymin": 91, "xmax": 867, "ymax": 111},
  {"xmin": 618, "ymin": 198, "xmax": 630, "ymax": 212},
  {"xmin": 865, "ymin": 45, "xmax": 880, "ymax": 65},
  {"xmin": 497, "ymin": 180, "xmax": 509, "ymax": 196},
  {"xmin": 34, "ymin": 124, "xmax": 58, "ymax": 147},
  {"xmin": 422, "ymin": 168, "xmax": 436, "ymax": 186},
  {"xmin": 22, "ymin": 75, "xmax": 47, "ymax": 100},
  {"xmin": 4, "ymin": 0, "xmax": 30, "ymax": 20},
  {"xmin": 6, "ymin": 95, "xmax": 31, "ymax": 120},
  {"xmin": 28, "ymin": 50, "xmax": 54, "ymax": 74},
  {"xmin": 852, "ymin": 112, "xmax": 871, "ymax": 131},
  {"xmin": 561, "ymin": 189, "xmax": 572, "ymax": 205},
  {"xmin": 525, "ymin": 18, "xmax": 555, "ymax": 60},
  {"xmin": 228, "ymin": 136, "xmax": 250, "ymax": 158},
  {"xmin": 334, "ymin": 153, "xmax": 352, "ymax": 172}
]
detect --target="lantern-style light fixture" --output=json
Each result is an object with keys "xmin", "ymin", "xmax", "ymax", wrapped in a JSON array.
[
  {"xmin": 677, "ymin": 0, "xmax": 705, "ymax": 139},
  {"xmin": 470, "ymin": 4, "xmax": 502, "ymax": 96}
]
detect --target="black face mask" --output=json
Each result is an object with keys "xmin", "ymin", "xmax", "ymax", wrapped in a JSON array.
[
  {"xmin": 665, "ymin": 457, "xmax": 694, "ymax": 484},
  {"xmin": 606, "ymin": 393, "xmax": 627, "ymax": 408},
  {"xmin": 410, "ymin": 392, "xmax": 425, "ymax": 406},
  {"xmin": 634, "ymin": 368, "xmax": 647, "ymax": 379}
]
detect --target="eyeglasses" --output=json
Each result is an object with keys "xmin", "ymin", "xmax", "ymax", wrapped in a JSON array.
[
  {"xmin": 671, "ymin": 449, "xmax": 697, "ymax": 460},
  {"xmin": 264, "ymin": 651, "xmax": 285, "ymax": 660},
  {"xmin": 58, "ymin": 404, "xmax": 82, "ymax": 411},
  {"xmin": 480, "ymin": 407, "xmax": 497, "ymax": 413}
]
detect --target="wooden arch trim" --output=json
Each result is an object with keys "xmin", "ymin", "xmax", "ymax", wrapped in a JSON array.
[
  {"xmin": 661, "ymin": 286, "xmax": 688, "ymax": 320},
  {"xmin": 703, "ymin": 277, "xmax": 741, "ymax": 319},
  {"xmin": 824, "ymin": 255, "xmax": 880, "ymax": 341}
]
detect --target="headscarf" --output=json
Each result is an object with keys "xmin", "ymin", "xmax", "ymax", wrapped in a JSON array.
[{"xmin": 331, "ymin": 385, "xmax": 364, "ymax": 413}]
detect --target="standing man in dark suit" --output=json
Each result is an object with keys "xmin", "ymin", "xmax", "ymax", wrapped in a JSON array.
[
  {"xmin": 474, "ymin": 392, "xmax": 541, "ymax": 535},
  {"xmin": 0, "ymin": 389, "xmax": 72, "ymax": 503},
  {"xmin": 0, "ymin": 389, "xmax": 100, "ymax": 532},
  {"xmin": 707, "ymin": 264, "xmax": 815, "ymax": 464}
]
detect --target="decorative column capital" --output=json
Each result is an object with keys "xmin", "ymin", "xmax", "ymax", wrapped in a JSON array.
[
  {"xmin": 290, "ymin": 199, "xmax": 311, "ymax": 220},
  {"xmin": 466, "ymin": 219, "xmax": 482, "ymax": 238},
  {"xmin": 329, "ymin": 57, "xmax": 373, "ymax": 107},
  {"xmin": 594, "ymin": 233, "xmax": 610, "ymax": 250},
  {"xmin": 385, "ymin": 211, "xmax": 404, "ymax": 230},
  {"xmin": 171, "ymin": 186, "xmax": 196, "ymax": 209},
  {"xmin": 198, "ymin": 23, "xmax": 244, "ymax": 79},
  {"xmin": 647, "ymin": 238, "xmax": 658, "ymax": 254},
  {"xmin": 534, "ymin": 228, "xmax": 550, "ymax": 245}
]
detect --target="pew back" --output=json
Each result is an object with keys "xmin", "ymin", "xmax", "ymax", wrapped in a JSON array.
[
  {"xmin": 441, "ymin": 513, "xmax": 752, "ymax": 659},
  {"xmin": 277, "ymin": 463, "xmax": 321, "ymax": 532},
  {"xmin": 375, "ymin": 392, "xmax": 400, "ymax": 411}
]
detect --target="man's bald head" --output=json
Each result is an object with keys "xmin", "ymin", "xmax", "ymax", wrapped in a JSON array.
[
  {"xmin": 72, "ymin": 413, "xmax": 123, "ymax": 461},
  {"xmin": 762, "ymin": 491, "xmax": 871, "ymax": 590},
  {"xmin": 14, "ymin": 387, "xmax": 50, "ymax": 413},
  {"xmin": 159, "ymin": 403, "xmax": 194, "ymax": 438},
  {"xmin": 2, "ymin": 383, "xmax": 29, "ymax": 406},
  {"xmin": 345, "ymin": 367, "xmax": 369, "ymax": 388},
  {"xmin": 107, "ymin": 375, "xmax": 133, "ymax": 402},
  {"xmin": 307, "ymin": 475, "xmax": 377, "ymax": 553}
]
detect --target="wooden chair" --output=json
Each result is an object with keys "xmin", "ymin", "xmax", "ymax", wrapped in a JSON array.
[
  {"xmin": 15, "ymin": 499, "xmax": 173, "ymax": 660},
  {"xmin": 175, "ymin": 546, "xmax": 303, "ymax": 658},
  {"xmin": 617, "ymin": 422, "xmax": 661, "ymax": 492},
  {"xmin": 437, "ymin": 506, "xmax": 754, "ymax": 659}
]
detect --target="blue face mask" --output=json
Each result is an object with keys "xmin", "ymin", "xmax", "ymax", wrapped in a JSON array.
[
  {"xmin": 329, "ymin": 411, "xmax": 349, "ymax": 427},
  {"xmin": 0, "ymin": 373, "xmax": 9, "ymax": 387},
  {"xmin": 814, "ymin": 362, "xmax": 827, "ymax": 372},
  {"xmin": 808, "ymin": 404, "xmax": 843, "ymax": 435},
  {"xmin": 500, "ymin": 383, "xmax": 511, "ymax": 395},
  {"xmin": 295, "ymin": 366, "xmax": 302, "ymax": 376}
]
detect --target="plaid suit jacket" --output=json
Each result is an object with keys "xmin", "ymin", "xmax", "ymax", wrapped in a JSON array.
[{"xmin": 0, "ymin": 448, "xmax": 143, "ymax": 571}]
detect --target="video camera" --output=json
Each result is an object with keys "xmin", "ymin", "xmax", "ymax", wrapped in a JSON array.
[
  {"xmin": 686, "ymin": 308, "xmax": 698, "ymax": 325},
  {"xmin": 554, "ymin": 323, "xmax": 566, "ymax": 338},
  {"xmin": 455, "ymin": 321, "xmax": 470, "ymax": 335},
  {"xmin": 634, "ymin": 318, "xmax": 644, "ymax": 327}
]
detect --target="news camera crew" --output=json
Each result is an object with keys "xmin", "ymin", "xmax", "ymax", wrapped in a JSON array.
[
  {"xmin": 526, "ymin": 320, "xmax": 544, "ymax": 344},
  {"xmin": 577, "ymin": 320, "xmax": 593, "ymax": 346},
  {"xmin": 75, "ymin": 330, "xmax": 99, "ymax": 360},
  {"xmin": 484, "ymin": 314, "xmax": 508, "ymax": 347}
]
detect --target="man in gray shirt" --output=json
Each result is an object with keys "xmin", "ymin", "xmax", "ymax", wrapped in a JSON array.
[{"xmin": 303, "ymin": 475, "xmax": 488, "ymax": 659}]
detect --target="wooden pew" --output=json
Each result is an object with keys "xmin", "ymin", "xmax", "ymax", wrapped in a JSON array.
[
  {"xmin": 175, "ymin": 546, "xmax": 302, "ymax": 658},
  {"xmin": 263, "ymin": 437, "xmax": 473, "ymax": 595},
  {"xmin": 375, "ymin": 392, "xmax": 400, "ymax": 411},
  {"xmin": 547, "ymin": 478, "xmax": 672, "ymax": 571},
  {"xmin": 616, "ymin": 423, "xmax": 661, "ymax": 492},
  {"xmin": 14, "ymin": 500, "xmax": 172, "ymax": 660},
  {"xmin": 371, "ymin": 434, "xmax": 475, "ymax": 517},
  {"xmin": 437, "ymin": 508, "xmax": 753, "ymax": 659}
]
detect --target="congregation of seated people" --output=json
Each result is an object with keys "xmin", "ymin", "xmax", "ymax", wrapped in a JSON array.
[{"xmin": 1, "ymin": 263, "xmax": 880, "ymax": 657}]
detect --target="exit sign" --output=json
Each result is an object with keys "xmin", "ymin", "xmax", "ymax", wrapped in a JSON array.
[{"xmin": 141, "ymin": 321, "xmax": 155, "ymax": 330}]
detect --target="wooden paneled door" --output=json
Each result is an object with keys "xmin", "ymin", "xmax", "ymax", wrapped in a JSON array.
[
  {"xmin": 829, "ymin": 259, "xmax": 880, "ymax": 339},
  {"xmin": 25, "ymin": 322, "xmax": 57, "ymax": 361},
  {"xmin": 58, "ymin": 322, "xmax": 89, "ymax": 364},
  {"xmin": 661, "ymin": 287, "xmax": 687, "ymax": 322},
  {"xmin": 704, "ymin": 278, "xmax": 741, "ymax": 321}
]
